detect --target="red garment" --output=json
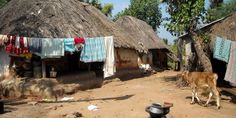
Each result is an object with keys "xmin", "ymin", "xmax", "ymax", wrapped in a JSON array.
[
  {"xmin": 5, "ymin": 35, "xmax": 16, "ymax": 53},
  {"xmin": 20, "ymin": 36, "xmax": 24, "ymax": 48},
  {"xmin": 6, "ymin": 35, "xmax": 11, "ymax": 45},
  {"xmin": 74, "ymin": 37, "xmax": 85, "ymax": 44},
  {"xmin": 5, "ymin": 35, "xmax": 29, "ymax": 55}
]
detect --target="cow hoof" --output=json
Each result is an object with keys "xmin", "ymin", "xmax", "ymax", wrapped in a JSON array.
[
  {"xmin": 203, "ymin": 104, "xmax": 208, "ymax": 107},
  {"xmin": 190, "ymin": 102, "xmax": 195, "ymax": 104},
  {"xmin": 217, "ymin": 106, "xmax": 221, "ymax": 109}
]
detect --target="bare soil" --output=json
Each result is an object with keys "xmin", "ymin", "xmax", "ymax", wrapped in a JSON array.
[{"xmin": 1, "ymin": 71, "xmax": 236, "ymax": 118}]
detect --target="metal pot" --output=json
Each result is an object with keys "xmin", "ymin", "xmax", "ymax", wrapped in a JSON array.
[
  {"xmin": 146, "ymin": 105, "xmax": 164, "ymax": 118},
  {"xmin": 146, "ymin": 103, "xmax": 171, "ymax": 118}
]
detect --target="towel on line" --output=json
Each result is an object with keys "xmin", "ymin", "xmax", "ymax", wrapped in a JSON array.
[
  {"xmin": 28, "ymin": 37, "xmax": 42, "ymax": 53},
  {"xmin": 213, "ymin": 36, "xmax": 231, "ymax": 62},
  {"xmin": 37, "ymin": 38, "xmax": 64, "ymax": 58},
  {"xmin": 80, "ymin": 37, "xmax": 106, "ymax": 63},
  {"xmin": 224, "ymin": 41, "xmax": 236, "ymax": 85},
  {"xmin": 64, "ymin": 38, "xmax": 75, "ymax": 53},
  {"xmin": 103, "ymin": 36, "xmax": 116, "ymax": 78}
]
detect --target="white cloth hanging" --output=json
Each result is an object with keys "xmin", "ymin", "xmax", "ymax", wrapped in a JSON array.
[{"xmin": 103, "ymin": 36, "xmax": 116, "ymax": 78}]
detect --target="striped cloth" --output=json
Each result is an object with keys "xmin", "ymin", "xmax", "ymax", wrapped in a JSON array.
[
  {"xmin": 80, "ymin": 37, "xmax": 106, "ymax": 63},
  {"xmin": 224, "ymin": 41, "xmax": 236, "ymax": 85},
  {"xmin": 213, "ymin": 36, "xmax": 231, "ymax": 62}
]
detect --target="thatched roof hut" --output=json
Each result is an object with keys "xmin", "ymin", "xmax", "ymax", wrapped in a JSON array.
[
  {"xmin": 115, "ymin": 16, "xmax": 168, "ymax": 51},
  {"xmin": 209, "ymin": 12, "xmax": 236, "ymax": 48},
  {"xmin": 0, "ymin": 0, "xmax": 146, "ymax": 52}
]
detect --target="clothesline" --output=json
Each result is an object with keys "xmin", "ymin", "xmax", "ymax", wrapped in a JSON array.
[
  {"xmin": 0, "ymin": 34, "xmax": 115, "ymax": 78},
  {"xmin": 213, "ymin": 36, "xmax": 236, "ymax": 85}
]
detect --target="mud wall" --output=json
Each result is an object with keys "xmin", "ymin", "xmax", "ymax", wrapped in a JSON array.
[{"xmin": 115, "ymin": 48, "xmax": 139, "ymax": 69}]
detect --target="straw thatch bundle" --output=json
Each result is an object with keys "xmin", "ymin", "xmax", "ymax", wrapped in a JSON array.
[
  {"xmin": 116, "ymin": 16, "xmax": 168, "ymax": 51},
  {"xmin": 209, "ymin": 12, "xmax": 236, "ymax": 49},
  {"xmin": 0, "ymin": 0, "xmax": 148, "ymax": 52}
]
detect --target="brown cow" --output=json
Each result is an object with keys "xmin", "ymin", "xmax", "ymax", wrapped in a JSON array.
[{"xmin": 181, "ymin": 71, "xmax": 221, "ymax": 109}]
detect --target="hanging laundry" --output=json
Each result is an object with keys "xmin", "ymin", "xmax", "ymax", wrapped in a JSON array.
[
  {"xmin": 74, "ymin": 37, "xmax": 85, "ymax": 44},
  {"xmin": 213, "ymin": 36, "xmax": 231, "ymax": 62},
  {"xmin": 64, "ymin": 38, "xmax": 75, "ymax": 53},
  {"xmin": 38, "ymin": 38, "xmax": 64, "ymax": 58},
  {"xmin": 15, "ymin": 36, "xmax": 20, "ymax": 48},
  {"xmin": 21, "ymin": 36, "xmax": 29, "ymax": 54},
  {"xmin": 14, "ymin": 36, "xmax": 29, "ymax": 55},
  {"xmin": 23, "ymin": 37, "xmax": 28, "ymax": 48},
  {"xmin": 80, "ymin": 37, "xmax": 106, "ymax": 63},
  {"xmin": 103, "ymin": 36, "xmax": 116, "ymax": 78},
  {"xmin": 74, "ymin": 37, "xmax": 85, "ymax": 51},
  {"xmin": 0, "ymin": 35, "xmax": 7, "ymax": 46},
  {"xmin": 224, "ymin": 41, "xmax": 236, "ymax": 85},
  {"xmin": 28, "ymin": 37, "xmax": 42, "ymax": 53},
  {"xmin": 5, "ymin": 35, "xmax": 16, "ymax": 54}
]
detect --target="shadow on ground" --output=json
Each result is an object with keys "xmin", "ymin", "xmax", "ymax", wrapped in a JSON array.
[
  {"xmin": 79, "ymin": 94, "xmax": 135, "ymax": 102},
  {"xmin": 39, "ymin": 94, "xmax": 135, "ymax": 103},
  {"xmin": 221, "ymin": 90, "xmax": 236, "ymax": 104}
]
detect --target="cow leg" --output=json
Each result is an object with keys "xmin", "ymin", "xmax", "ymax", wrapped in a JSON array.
[
  {"xmin": 213, "ymin": 88, "xmax": 221, "ymax": 109},
  {"xmin": 191, "ymin": 88, "xmax": 196, "ymax": 104},
  {"xmin": 195, "ymin": 92, "xmax": 201, "ymax": 104},
  {"xmin": 204, "ymin": 92, "xmax": 213, "ymax": 107}
]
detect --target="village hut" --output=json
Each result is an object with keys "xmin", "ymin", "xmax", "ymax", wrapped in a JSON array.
[
  {"xmin": 177, "ymin": 12, "xmax": 236, "ymax": 86},
  {"xmin": 0, "ymin": 0, "xmax": 171, "ymax": 80},
  {"xmin": 115, "ymin": 16, "xmax": 177, "ymax": 69}
]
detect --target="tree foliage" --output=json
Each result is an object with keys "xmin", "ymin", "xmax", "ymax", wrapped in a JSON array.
[
  {"xmin": 79, "ymin": 0, "xmax": 113, "ymax": 17},
  {"xmin": 102, "ymin": 3, "xmax": 113, "ymax": 17},
  {"xmin": 164, "ymin": 0, "xmax": 205, "ymax": 36},
  {"xmin": 207, "ymin": 0, "xmax": 236, "ymax": 22},
  {"xmin": 0, "ymin": 0, "xmax": 10, "ymax": 8},
  {"xmin": 114, "ymin": 0, "xmax": 162, "ymax": 31},
  {"xmin": 165, "ymin": 0, "xmax": 213, "ymax": 72},
  {"xmin": 209, "ymin": 0, "xmax": 223, "ymax": 8}
]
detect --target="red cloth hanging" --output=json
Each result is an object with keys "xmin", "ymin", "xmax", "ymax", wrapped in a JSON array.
[
  {"xmin": 5, "ymin": 35, "xmax": 29, "ymax": 55},
  {"xmin": 74, "ymin": 37, "xmax": 85, "ymax": 44}
]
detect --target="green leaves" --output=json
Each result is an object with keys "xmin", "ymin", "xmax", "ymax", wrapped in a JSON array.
[
  {"xmin": 80, "ymin": 0, "xmax": 114, "ymax": 17},
  {"xmin": 114, "ymin": 0, "xmax": 162, "ymax": 31},
  {"xmin": 102, "ymin": 3, "xmax": 113, "ymax": 17},
  {"xmin": 165, "ymin": 0, "xmax": 205, "ymax": 36},
  {"xmin": 0, "ymin": 0, "xmax": 9, "ymax": 8},
  {"xmin": 207, "ymin": 0, "xmax": 236, "ymax": 22}
]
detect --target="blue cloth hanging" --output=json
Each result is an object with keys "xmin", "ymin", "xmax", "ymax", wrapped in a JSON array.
[
  {"xmin": 64, "ymin": 38, "xmax": 75, "ymax": 53},
  {"xmin": 213, "ymin": 36, "xmax": 231, "ymax": 62},
  {"xmin": 80, "ymin": 37, "xmax": 106, "ymax": 63}
]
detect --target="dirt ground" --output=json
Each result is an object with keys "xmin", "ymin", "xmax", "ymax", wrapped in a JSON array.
[{"xmin": 1, "ymin": 71, "xmax": 236, "ymax": 118}]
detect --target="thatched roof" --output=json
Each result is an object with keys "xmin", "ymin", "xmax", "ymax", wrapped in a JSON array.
[
  {"xmin": 201, "ymin": 12, "xmax": 236, "ymax": 50},
  {"xmin": 115, "ymin": 16, "xmax": 168, "ymax": 51},
  {"xmin": 210, "ymin": 12, "xmax": 236, "ymax": 41},
  {"xmin": 0, "ymin": 0, "xmax": 148, "ymax": 52}
]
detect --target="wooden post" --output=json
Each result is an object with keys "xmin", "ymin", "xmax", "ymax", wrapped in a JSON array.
[{"xmin": 42, "ymin": 60, "xmax": 46, "ymax": 78}]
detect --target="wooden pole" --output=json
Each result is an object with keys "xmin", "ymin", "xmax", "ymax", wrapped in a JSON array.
[{"xmin": 42, "ymin": 60, "xmax": 46, "ymax": 78}]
